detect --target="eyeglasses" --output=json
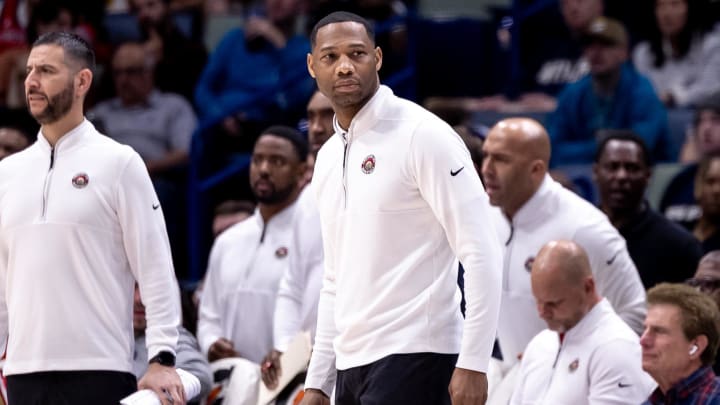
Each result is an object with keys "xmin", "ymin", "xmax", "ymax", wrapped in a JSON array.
[
  {"xmin": 112, "ymin": 66, "xmax": 146, "ymax": 77},
  {"xmin": 685, "ymin": 277, "xmax": 720, "ymax": 292}
]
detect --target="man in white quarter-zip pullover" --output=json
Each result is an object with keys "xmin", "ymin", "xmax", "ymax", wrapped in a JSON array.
[
  {"xmin": 301, "ymin": 11, "xmax": 503, "ymax": 405},
  {"xmin": 0, "ymin": 32, "xmax": 184, "ymax": 405},
  {"xmin": 481, "ymin": 118, "xmax": 646, "ymax": 367},
  {"xmin": 198, "ymin": 125, "xmax": 307, "ymax": 366},
  {"xmin": 510, "ymin": 240, "xmax": 655, "ymax": 405}
]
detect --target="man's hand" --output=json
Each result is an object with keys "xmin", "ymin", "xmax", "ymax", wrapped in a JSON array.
[
  {"xmin": 208, "ymin": 338, "xmax": 239, "ymax": 362},
  {"xmin": 298, "ymin": 388, "xmax": 330, "ymax": 405},
  {"xmin": 449, "ymin": 368, "xmax": 488, "ymax": 405},
  {"xmin": 261, "ymin": 349, "xmax": 283, "ymax": 389},
  {"xmin": 138, "ymin": 363, "xmax": 186, "ymax": 405}
]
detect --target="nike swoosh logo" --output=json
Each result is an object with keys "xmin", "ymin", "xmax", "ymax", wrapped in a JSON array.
[
  {"xmin": 618, "ymin": 382, "xmax": 632, "ymax": 388},
  {"xmin": 152, "ymin": 203, "xmax": 160, "ymax": 210},
  {"xmin": 450, "ymin": 167, "xmax": 464, "ymax": 176},
  {"xmin": 606, "ymin": 251, "xmax": 619, "ymax": 265}
]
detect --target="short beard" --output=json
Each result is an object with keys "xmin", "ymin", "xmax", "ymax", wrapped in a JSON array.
[
  {"xmin": 28, "ymin": 80, "xmax": 75, "ymax": 125},
  {"xmin": 253, "ymin": 182, "xmax": 296, "ymax": 205}
]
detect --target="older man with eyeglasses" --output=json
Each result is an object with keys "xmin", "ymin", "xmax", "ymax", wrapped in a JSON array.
[{"xmin": 688, "ymin": 250, "xmax": 720, "ymax": 374}]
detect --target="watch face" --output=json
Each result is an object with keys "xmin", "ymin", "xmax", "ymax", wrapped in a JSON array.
[{"xmin": 151, "ymin": 351, "xmax": 176, "ymax": 366}]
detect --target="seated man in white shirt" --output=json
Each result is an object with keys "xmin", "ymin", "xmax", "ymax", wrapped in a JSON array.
[
  {"xmin": 197, "ymin": 125, "xmax": 308, "ymax": 365},
  {"xmin": 510, "ymin": 240, "xmax": 655, "ymax": 405}
]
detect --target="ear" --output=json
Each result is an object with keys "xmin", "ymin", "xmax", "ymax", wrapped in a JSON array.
[
  {"xmin": 307, "ymin": 53, "xmax": 316, "ymax": 79},
  {"xmin": 374, "ymin": 46, "xmax": 383, "ymax": 72},
  {"xmin": 75, "ymin": 68, "xmax": 93, "ymax": 98},
  {"xmin": 694, "ymin": 335, "xmax": 709, "ymax": 357},
  {"xmin": 591, "ymin": 163, "xmax": 599, "ymax": 183}
]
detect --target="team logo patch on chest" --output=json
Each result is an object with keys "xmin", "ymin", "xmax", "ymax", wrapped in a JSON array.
[
  {"xmin": 361, "ymin": 154, "xmax": 376, "ymax": 174},
  {"xmin": 568, "ymin": 358, "xmax": 579, "ymax": 372},
  {"xmin": 71, "ymin": 173, "xmax": 89, "ymax": 189},
  {"xmin": 275, "ymin": 246, "xmax": 288, "ymax": 258}
]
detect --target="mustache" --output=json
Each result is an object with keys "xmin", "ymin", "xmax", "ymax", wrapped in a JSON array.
[{"xmin": 27, "ymin": 90, "xmax": 48, "ymax": 98}]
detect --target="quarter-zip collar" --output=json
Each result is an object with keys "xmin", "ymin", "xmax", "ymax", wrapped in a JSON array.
[
  {"xmin": 36, "ymin": 118, "xmax": 94, "ymax": 155},
  {"xmin": 334, "ymin": 85, "xmax": 393, "ymax": 139},
  {"xmin": 510, "ymin": 174, "xmax": 556, "ymax": 227},
  {"xmin": 560, "ymin": 298, "xmax": 610, "ymax": 343},
  {"xmin": 252, "ymin": 200, "xmax": 298, "ymax": 243}
]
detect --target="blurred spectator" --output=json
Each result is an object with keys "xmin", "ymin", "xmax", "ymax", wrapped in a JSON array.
[
  {"xmin": 455, "ymin": 123, "xmax": 486, "ymax": 177},
  {"xmin": 0, "ymin": 108, "xmax": 38, "ymax": 160},
  {"xmin": 89, "ymin": 42, "xmax": 196, "ymax": 278},
  {"xmin": 90, "ymin": 42, "xmax": 195, "ymax": 178},
  {"xmin": 212, "ymin": 199, "xmax": 255, "ymax": 237},
  {"xmin": 641, "ymin": 283, "xmax": 720, "ymax": 404},
  {"xmin": 692, "ymin": 156, "xmax": 720, "ymax": 253},
  {"xmin": 593, "ymin": 130, "xmax": 701, "ymax": 289},
  {"xmin": 688, "ymin": 250, "xmax": 720, "ymax": 373},
  {"xmin": 129, "ymin": 0, "xmax": 208, "ymax": 102},
  {"xmin": 197, "ymin": 126, "xmax": 307, "ymax": 365},
  {"xmin": 0, "ymin": 0, "xmax": 75, "ymax": 108},
  {"xmin": 132, "ymin": 284, "xmax": 213, "ymax": 403},
  {"xmin": 499, "ymin": 0, "xmax": 602, "ymax": 112},
  {"xmin": 661, "ymin": 95, "xmax": 720, "ymax": 228},
  {"xmin": 633, "ymin": 0, "xmax": 720, "ymax": 108},
  {"xmin": 356, "ymin": 0, "xmax": 407, "ymax": 81},
  {"xmin": 481, "ymin": 117, "xmax": 646, "ymax": 367},
  {"xmin": 193, "ymin": 0, "xmax": 314, "ymax": 142},
  {"xmin": 510, "ymin": 240, "xmax": 655, "ymax": 405},
  {"xmin": 547, "ymin": 16, "xmax": 671, "ymax": 166}
]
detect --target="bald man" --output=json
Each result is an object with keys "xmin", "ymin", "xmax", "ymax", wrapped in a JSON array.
[
  {"xmin": 481, "ymin": 118, "xmax": 646, "ymax": 365},
  {"xmin": 510, "ymin": 241, "xmax": 655, "ymax": 405}
]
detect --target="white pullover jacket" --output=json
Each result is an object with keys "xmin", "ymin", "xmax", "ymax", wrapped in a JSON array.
[
  {"xmin": 491, "ymin": 175, "xmax": 646, "ymax": 363},
  {"xmin": 510, "ymin": 299, "xmax": 656, "ymax": 405},
  {"xmin": 0, "ymin": 119, "xmax": 180, "ymax": 375},
  {"xmin": 305, "ymin": 85, "xmax": 503, "ymax": 395}
]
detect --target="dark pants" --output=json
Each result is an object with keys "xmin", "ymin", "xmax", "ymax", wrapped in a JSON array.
[
  {"xmin": 335, "ymin": 352, "xmax": 458, "ymax": 405},
  {"xmin": 7, "ymin": 370, "xmax": 137, "ymax": 405}
]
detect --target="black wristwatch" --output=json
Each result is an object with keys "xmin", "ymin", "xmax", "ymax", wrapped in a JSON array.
[{"xmin": 149, "ymin": 351, "xmax": 176, "ymax": 367}]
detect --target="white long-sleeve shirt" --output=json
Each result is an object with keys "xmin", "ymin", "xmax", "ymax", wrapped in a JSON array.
[
  {"xmin": 0, "ymin": 119, "xmax": 180, "ymax": 375},
  {"xmin": 491, "ymin": 175, "xmax": 647, "ymax": 363},
  {"xmin": 273, "ymin": 186, "xmax": 324, "ymax": 351},
  {"xmin": 198, "ymin": 204, "xmax": 297, "ymax": 364},
  {"xmin": 305, "ymin": 85, "xmax": 503, "ymax": 395},
  {"xmin": 510, "ymin": 299, "xmax": 656, "ymax": 405}
]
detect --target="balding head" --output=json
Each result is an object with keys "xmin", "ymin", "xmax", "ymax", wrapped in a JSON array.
[
  {"xmin": 481, "ymin": 118, "xmax": 551, "ymax": 219},
  {"xmin": 531, "ymin": 240, "xmax": 600, "ymax": 332}
]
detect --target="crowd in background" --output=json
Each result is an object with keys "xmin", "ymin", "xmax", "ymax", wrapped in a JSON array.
[{"xmin": 1, "ymin": 0, "xmax": 720, "ymax": 403}]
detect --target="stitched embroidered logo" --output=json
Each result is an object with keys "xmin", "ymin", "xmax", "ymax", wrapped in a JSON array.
[
  {"xmin": 568, "ymin": 358, "xmax": 579, "ymax": 372},
  {"xmin": 275, "ymin": 247, "xmax": 288, "ymax": 258},
  {"xmin": 72, "ymin": 173, "xmax": 89, "ymax": 189},
  {"xmin": 361, "ymin": 154, "xmax": 376, "ymax": 174}
]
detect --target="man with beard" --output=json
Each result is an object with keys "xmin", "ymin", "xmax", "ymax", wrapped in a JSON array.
[
  {"xmin": 261, "ymin": 90, "xmax": 333, "ymax": 391},
  {"xmin": 0, "ymin": 32, "xmax": 184, "ymax": 404},
  {"xmin": 593, "ymin": 130, "xmax": 701, "ymax": 289},
  {"xmin": 197, "ymin": 125, "xmax": 307, "ymax": 365}
]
